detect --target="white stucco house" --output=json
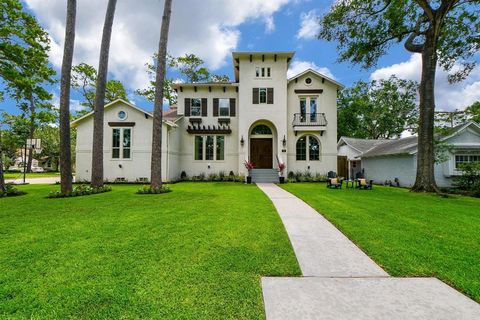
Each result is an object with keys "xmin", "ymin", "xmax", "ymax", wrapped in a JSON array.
[
  {"xmin": 337, "ymin": 121, "xmax": 480, "ymax": 187},
  {"xmin": 72, "ymin": 51, "xmax": 343, "ymax": 183}
]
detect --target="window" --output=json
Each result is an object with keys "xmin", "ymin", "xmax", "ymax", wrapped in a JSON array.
[
  {"xmin": 259, "ymin": 88, "xmax": 267, "ymax": 103},
  {"xmin": 305, "ymin": 77, "xmax": 312, "ymax": 85},
  {"xmin": 251, "ymin": 124, "xmax": 272, "ymax": 135},
  {"xmin": 195, "ymin": 136, "xmax": 203, "ymax": 160},
  {"xmin": 191, "ymin": 98, "xmax": 201, "ymax": 116},
  {"xmin": 206, "ymin": 136, "xmax": 214, "ymax": 160},
  {"xmin": 455, "ymin": 155, "xmax": 480, "ymax": 169},
  {"xmin": 216, "ymin": 136, "xmax": 225, "ymax": 160},
  {"xmin": 118, "ymin": 110, "xmax": 127, "ymax": 120},
  {"xmin": 309, "ymin": 136, "xmax": 319, "ymax": 160},
  {"xmin": 255, "ymin": 67, "xmax": 271, "ymax": 78},
  {"xmin": 112, "ymin": 128, "xmax": 132, "ymax": 159},
  {"xmin": 296, "ymin": 135, "xmax": 320, "ymax": 161},
  {"xmin": 296, "ymin": 137, "xmax": 306, "ymax": 160},
  {"xmin": 194, "ymin": 136, "xmax": 225, "ymax": 161},
  {"xmin": 219, "ymin": 98, "xmax": 230, "ymax": 117},
  {"xmin": 299, "ymin": 96, "xmax": 318, "ymax": 122},
  {"xmin": 299, "ymin": 98, "xmax": 306, "ymax": 122},
  {"xmin": 310, "ymin": 98, "xmax": 317, "ymax": 122}
]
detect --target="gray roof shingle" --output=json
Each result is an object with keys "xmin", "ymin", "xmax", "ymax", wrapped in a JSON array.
[
  {"xmin": 360, "ymin": 136, "xmax": 418, "ymax": 158},
  {"xmin": 340, "ymin": 137, "xmax": 390, "ymax": 153}
]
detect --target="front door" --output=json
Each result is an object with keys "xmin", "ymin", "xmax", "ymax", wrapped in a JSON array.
[{"xmin": 250, "ymin": 138, "xmax": 272, "ymax": 169}]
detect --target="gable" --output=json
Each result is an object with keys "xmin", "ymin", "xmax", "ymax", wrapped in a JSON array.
[
  {"xmin": 287, "ymin": 69, "xmax": 344, "ymax": 89},
  {"xmin": 444, "ymin": 126, "xmax": 480, "ymax": 145}
]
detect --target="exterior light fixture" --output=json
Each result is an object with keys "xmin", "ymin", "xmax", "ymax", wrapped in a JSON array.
[
  {"xmin": 282, "ymin": 135, "xmax": 286, "ymax": 147},
  {"xmin": 240, "ymin": 135, "xmax": 245, "ymax": 146}
]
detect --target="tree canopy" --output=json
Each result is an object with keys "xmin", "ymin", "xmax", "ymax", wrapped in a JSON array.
[
  {"xmin": 71, "ymin": 62, "xmax": 128, "ymax": 113},
  {"xmin": 338, "ymin": 76, "xmax": 418, "ymax": 139}
]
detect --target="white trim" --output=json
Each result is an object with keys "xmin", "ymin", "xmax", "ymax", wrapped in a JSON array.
[{"xmin": 288, "ymin": 68, "xmax": 344, "ymax": 89}]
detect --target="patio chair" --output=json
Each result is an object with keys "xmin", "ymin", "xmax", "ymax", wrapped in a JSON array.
[
  {"xmin": 356, "ymin": 178, "xmax": 373, "ymax": 190},
  {"xmin": 327, "ymin": 178, "xmax": 343, "ymax": 189}
]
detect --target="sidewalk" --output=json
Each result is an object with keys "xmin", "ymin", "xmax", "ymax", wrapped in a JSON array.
[{"xmin": 257, "ymin": 183, "xmax": 480, "ymax": 320}]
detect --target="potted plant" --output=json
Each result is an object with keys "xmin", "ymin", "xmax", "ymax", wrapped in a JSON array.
[
  {"xmin": 277, "ymin": 162, "xmax": 286, "ymax": 184},
  {"xmin": 244, "ymin": 160, "xmax": 254, "ymax": 184}
]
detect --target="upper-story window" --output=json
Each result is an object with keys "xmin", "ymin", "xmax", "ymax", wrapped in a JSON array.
[
  {"xmin": 299, "ymin": 97, "xmax": 318, "ymax": 122},
  {"xmin": 112, "ymin": 128, "xmax": 131, "ymax": 159},
  {"xmin": 255, "ymin": 67, "xmax": 271, "ymax": 78},
  {"xmin": 219, "ymin": 98, "xmax": 230, "ymax": 116},
  {"xmin": 252, "ymin": 88, "xmax": 274, "ymax": 104},
  {"xmin": 191, "ymin": 98, "xmax": 202, "ymax": 116}
]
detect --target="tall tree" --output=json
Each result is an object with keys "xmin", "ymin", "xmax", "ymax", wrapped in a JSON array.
[
  {"xmin": 318, "ymin": 0, "xmax": 480, "ymax": 192},
  {"xmin": 0, "ymin": 0, "xmax": 51, "ymax": 189},
  {"xmin": 150, "ymin": 0, "xmax": 173, "ymax": 190},
  {"xmin": 91, "ymin": 0, "xmax": 117, "ymax": 187},
  {"xmin": 59, "ymin": 0, "xmax": 77, "ymax": 195},
  {"xmin": 136, "ymin": 53, "xmax": 230, "ymax": 106},
  {"xmin": 465, "ymin": 101, "xmax": 480, "ymax": 123},
  {"xmin": 71, "ymin": 62, "xmax": 128, "ymax": 113},
  {"xmin": 0, "ymin": 122, "xmax": 5, "ymax": 194},
  {"xmin": 338, "ymin": 76, "xmax": 418, "ymax": 139}
]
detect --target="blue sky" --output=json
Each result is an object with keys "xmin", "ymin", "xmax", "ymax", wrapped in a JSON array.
[{"xmin": 2, "ymin": 0, "xmax": 479, "ymax": 117}]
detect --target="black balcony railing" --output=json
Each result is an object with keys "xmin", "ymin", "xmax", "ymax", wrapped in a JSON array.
[{"xmin": 293, "ymin": 113, "xmax": 327, "ymax": 126}]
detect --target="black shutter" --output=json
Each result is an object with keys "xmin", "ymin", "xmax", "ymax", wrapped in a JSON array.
[
  {"xmin": 185, "ymin": 98, "xmax": 191, "ymax": 116},
  {"xmin": 213, "ymin": 98, "xmax": 219, "ymax": 117},
  {"xmin": 267, "ymin": 88, "xmax": 274, "ymax": 104},
  {"xmin": 252, "ymin": 88, "xmax": 259, "ymax": 104},
  {"xmin": 230, "ymin": 98, "xmax": 236, "ymax": 117},
  {"xmin": 201, "ymin": 98, "xmax": 208, "ymax": 117}
]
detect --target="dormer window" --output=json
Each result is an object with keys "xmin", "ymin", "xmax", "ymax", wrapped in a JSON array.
[{"xmin": 255, "ymin": 67, "xmax": 271, "ymax": 78}]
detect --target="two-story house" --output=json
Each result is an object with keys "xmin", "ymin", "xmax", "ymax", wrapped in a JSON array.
[{"xmin": 72, "ymin": 51, "xmax": 343, "ymax": 183}]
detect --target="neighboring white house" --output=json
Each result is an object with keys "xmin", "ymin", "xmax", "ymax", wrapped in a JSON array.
[
  {"xmin": 72, "ymin": 51, "xmax": 343, "ymax": 183},
  {"xmin": 338, "ymin": 121, "xmax": 480, "ymax": 187}
]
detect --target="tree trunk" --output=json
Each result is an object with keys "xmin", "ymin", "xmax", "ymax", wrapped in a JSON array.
[
  {"xmin": 0, "ymin": 128, "xmax": 6, "ymax": 194},
  {"xmin": 91, "ymin": 0, "xmax": 117, "ymax": 187},
  {"xmin": 59, "ymin": 0, "xmax": 76, "ymax": 195},
  {"xmin": 411, "ymin": 35, "xmax": 439, "ymax": 193},
  {"xmin": 150, "ymin": 0, "xmax": 173, "ymax": 190}
]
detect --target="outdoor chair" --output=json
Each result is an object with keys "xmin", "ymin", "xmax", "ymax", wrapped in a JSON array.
[
  {"xmin": 327, "ymin": 178, "xmax": 343, "ymax": 189},
  {"xmin": 356, "ymin": 178, "xmax": 373, "ymax": 190}
]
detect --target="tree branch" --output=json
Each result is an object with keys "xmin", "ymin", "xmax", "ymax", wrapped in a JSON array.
[
  {"xmin": 414, "ymin": 0, "xmax": 434, "ymax": 20},
  {"xmin": 404, "ymin": 15, "xmax": 427, "ymax": 53}
]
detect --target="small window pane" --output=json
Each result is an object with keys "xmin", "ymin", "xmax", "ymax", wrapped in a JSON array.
[
  {"xmin": 259, "ymin": 88, "xmax": 267, "ymax": 103},
  {"xmin": 191, "ymin": 98, "xmax": 201, "ymax": 116},
  {"xmin": 267, "ymin": 68, "xmax": 271, "ymax": 77},
  {"xmin": 219, "ymin": 99, "xmax": 230, "ymax": 117},
  {"xmin": 309, "ymin": 136, "xmax": 320, "ymax": 161},
  {"xmin": 123, "ymin": 129, "xmax": 131, "ymax": 148},
  {"xmin": 112, "ymin": 149, "xmax": 120, "ymax": 159},
  {"xmin": 195, "ymin": 136, "xmax": 203, "ymax": 160},
  {"xmin": 206, "ymin": 136, "xmax": 214, "ymax": 160},
  {"xmin": 310, "ymin": 98, "xmax": 317, "ymax": 122},
  {"xmin": 261, "ymin": 67, "xmax": 265, "ymax": 77},
  {"xmin": 296, "ymin": 137, "xmax": 306, "ymax": 161},
  {"xmin": 299, "ymin": 98, "xmax": 306, "ymax": 122},
  {"xmin": 255, "ymin": 67, "xmax": 260, "ymax": 77},
  {"xmin": 216, "ymin": 136, "xmax": 225, "ymax": 160},
  {"xmin": 112, "ymin": 128, "xmax": 120, "ymax": 159},
  {"xmin": 123, "ymin": 148, "xmax": 131, "ymax": 159}
]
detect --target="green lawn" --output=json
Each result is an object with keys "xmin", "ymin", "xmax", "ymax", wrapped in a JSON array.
[
  {"xmin": 281, "ymin": 183, "xmax": 480, "ymax": 302},
  {"xmin": 4, "ymin": 172, "xmax": 60, "ymax": 180},
  {"xmin": 0, "ymin": 183, "xmax": 300, "ymax": 319}
]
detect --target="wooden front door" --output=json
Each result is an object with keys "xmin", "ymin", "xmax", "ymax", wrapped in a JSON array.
[
  {"xmin": 337, "ymin": 156, "xmax": 348, "ymax": 179},
  {"xmin": 250, "ymin": 138, "xmax": 273, "ymax": 169}
]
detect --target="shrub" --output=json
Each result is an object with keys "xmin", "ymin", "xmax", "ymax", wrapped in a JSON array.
[
  {"xmin": 180, "ymin": 171, "xmax": 187, "ymax": 181},
  {"xmin": 136, "ymin": 185, "xmax": 172, "ymax": 194},
  {"xmin": 453, "ymin": 162, "xmax": 480, "ymax": 197},
  {"xmin": 48, "ymin": 185, "xmax": 112, "ymax": 198},
  {"xmin": 0, "ymin": 184, "xmax": 27, "ymax": 197}
]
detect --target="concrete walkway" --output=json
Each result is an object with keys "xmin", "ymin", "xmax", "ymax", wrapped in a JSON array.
[{"xmin": 257, "ymin": 183, "xmax": 480, "ymax": 320}]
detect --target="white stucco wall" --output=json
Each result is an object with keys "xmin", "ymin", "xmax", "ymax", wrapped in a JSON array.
[
  {"xmin": 74, "ymin": 101, "xmax": 172, "ymax": 182},
  {"xmin": 286, "ymin": 72, "xmax": 338, "ymax": 175}
]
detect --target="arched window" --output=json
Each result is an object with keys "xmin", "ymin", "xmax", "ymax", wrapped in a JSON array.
[
  {"xmin": 251, "ymin": 124, "xmax": 272, "ymax": 135},
  {"xmin": 296, "ymin": 135, "xmax": 320, "ymax": 161}
]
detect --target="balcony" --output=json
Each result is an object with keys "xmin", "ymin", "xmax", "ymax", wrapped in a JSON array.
[{"xmin": 293, "ymin": 113, "xmax": 327, "ymax": 135}]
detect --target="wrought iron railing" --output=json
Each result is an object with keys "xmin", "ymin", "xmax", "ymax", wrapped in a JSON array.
[{"xmin": 293, "ymin": 113, "xmax": 327, "ymax": 126}]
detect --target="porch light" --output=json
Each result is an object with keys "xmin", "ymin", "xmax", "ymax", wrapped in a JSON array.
[
  {"xmin": 282, "ymin": 135, "xmax": 286, "ymax": 147},
  {"xmin": 240, "ymin": 135, "xmax": 245, "ymax": 146}
]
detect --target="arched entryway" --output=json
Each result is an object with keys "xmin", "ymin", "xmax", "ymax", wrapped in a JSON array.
[{"xmin": 249, "ymin": 121, "xmax": 277, "ymax": 169}]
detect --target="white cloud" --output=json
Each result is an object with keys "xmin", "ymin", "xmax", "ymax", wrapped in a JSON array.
[
  {"xmin": 24, "ymin": 0, "xmax": 292, "ymax": 91},
  {"xmin": 371, "ymin": 54, "xmax": 480, "ymax": 111},
  {"xmin": 296, "ymin": 10, "xmax": 320, "ymax": 40},
  {"xmin": 287, "ymin": 60, "xmax": 335, "ymax": 79}
]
